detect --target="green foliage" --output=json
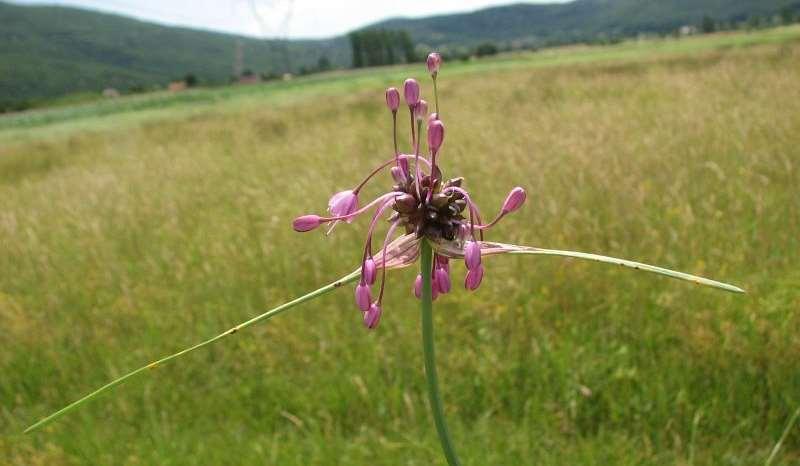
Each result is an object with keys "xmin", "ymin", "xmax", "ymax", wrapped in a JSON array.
[
  {"xmin": 348, "ymin": 29, "xmax": 415, "ymax": 68},
  {"xmin": 475, "ymin": 42, "xmax": 499, "ymax": 57}
]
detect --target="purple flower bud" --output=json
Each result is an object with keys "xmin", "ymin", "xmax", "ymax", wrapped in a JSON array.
[
  {"xmin": 391, "ymin": 166, "xmax": 406, "ymax": 184},
  {"xmin": 464, "ymin": 240, "xmax": 481, "ymax": 270},
  {"xmin": 414, "ymin": 274, "xmax": 423, "ymax": 299},
  {"xmin": 435, "ymin": 267, "xmax": 451, "ymax": 294},
  {"xmin": 364, "ymin": 303, "xmax": 382, "ymax": 329},
  {"xmin": 355, "ymin": 283, "xmax": 372, "ymax": 312},
  {"xmin": 501, "ymin": 187, "xmax": 527, "ymax": 214},
  {"xmin": 328, "ymin": 190, "xmax": 358, "ymax": 222},
  {"xmin": 385, "ymin": 87, "xmax": 400, "ymax": 112},
  {"xmin": 427, "ymin": 52, "xmax": 442, "ymax": 75},
  {"xmin": 292, "ymin": 215, "xmax": 322, "ymax": 232},
  {"xmin": 362, "ymin": 257, "xmax": 377, "ymax": 285},
  {"xmin": 431, "ymin": 279, "xmax": 440, "ymax": 301},
  {"xmin": 415, "ymin": 99, "xmax": 428, "ymax": 121},
  {"xmin": 464, "ymin": 264, "xmax": 484, "ymax": 291},
  {"xmin": 404, "ymin": 78, "xmax": 420, "ymax": 107},
  {"xmin": 427, "ymin": 119, "xmax": 445, "ymax": 155}
]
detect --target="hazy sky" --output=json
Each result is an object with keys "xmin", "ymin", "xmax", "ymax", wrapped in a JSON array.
[{"xmin": 12, "ymin": 0, "xmax": 571, "ymax": 38}]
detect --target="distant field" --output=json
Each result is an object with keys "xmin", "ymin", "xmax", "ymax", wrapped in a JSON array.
[{"xmin": 1, "ymin": 27, "xmax": 799, "ymax": 465}]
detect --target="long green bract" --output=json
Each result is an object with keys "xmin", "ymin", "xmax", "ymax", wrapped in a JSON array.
[
  {"xmin": 24, "ymin": 270, "xmax": 361, "ymax": 434},
  {"xmin": 505, "ymin": 247, "xmax": 745, "ymax": 293}
]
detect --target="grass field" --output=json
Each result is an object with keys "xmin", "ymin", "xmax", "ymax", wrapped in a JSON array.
[{"xmin": 2, "ymin": 27, "xmax": 800, "ymax": 465}]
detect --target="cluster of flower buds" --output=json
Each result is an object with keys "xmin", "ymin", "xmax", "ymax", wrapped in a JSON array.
[{"xmin": 293, "ymin": 52, "xmax": 527, "ymax": 328}]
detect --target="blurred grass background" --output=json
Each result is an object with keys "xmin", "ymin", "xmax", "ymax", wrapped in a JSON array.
[{"xmin": 1, "ymin": 27, "xmax": 799, "ymax": 465}]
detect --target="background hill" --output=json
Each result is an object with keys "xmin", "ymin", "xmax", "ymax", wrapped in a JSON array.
[
  {"xmin": 375, "ymin": 0, "xmax": 800, "ymax": 49},
  {"xmin": 1, "ymin": 0, "xmax": 799, "ymax": 108}
]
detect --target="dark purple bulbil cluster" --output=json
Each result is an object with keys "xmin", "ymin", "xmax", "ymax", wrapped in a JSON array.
[{"xmin": 293, "ymin": 52, "xmax": 527, "ymax": 328}]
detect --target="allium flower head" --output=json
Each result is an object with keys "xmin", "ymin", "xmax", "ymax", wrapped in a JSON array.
[{"xmin": 291, "ymin": 53, "xmax": 744, "ymax": 330}]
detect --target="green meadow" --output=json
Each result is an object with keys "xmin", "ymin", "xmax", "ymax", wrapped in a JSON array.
[{"xmin": 2, "ymin": 27, "xmax": 800, "ymax": 465}]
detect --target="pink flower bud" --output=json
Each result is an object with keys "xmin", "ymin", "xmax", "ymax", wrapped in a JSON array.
[
  {"xmin": 385, "ymin": 87, "xmax": 400, "ymax": 112},
  {"xmin": 391, "ymin": 166, "xmax": 406, "ymax": 184},
  {"xmin": 464, "ymin": 264, "xmax": 484, "ymax": 291},
  {"xmin": 428, "ymin": 112, "xmax": 439, "ymax": 123},
  {"xmin": 355, "ymin": 283, "xmax": 372, "ymax": 312},
  {"xmin": 404, "ymin": 78, "xmax": 420, "ymax": 107},
  {"xmin": 501, "ymin": 187, "xmax": 526, "ymax": 214},
  {"xmin": 364, "ymin": 303, "xmax": 382, "ymax": 329},
  {"xmin": 435, "ymin": 267, "xmax": 451, "ymax": 294},
  {"xmin": 427, "ymin": 119, "xmax": 445, "ymax": 154},
  {"xmin": 427, "ymin": 52, "xmax": 442, "ymax": 75},
  {"xmin": 415, "ymin": 100, "xmax": 428, "ymax": 122},
  {"xmin": 464, "ymin": 240, "xmax": 481, "ymax": 270},
  {"xmin": 292, "ymin": 215, "xmax": 322, "ymax": 232},
  {"xmin": 414, "ymin": 274, "xmax": 423, "ymax": 299},
  {"xmin": 328, "ymin": 190, "xmax": 358, "ymax": 222},
  {"xmin": 362, "ymin": 257, "xmax": 377, "ymax": 285},
  {"xmin": 431, "ymin": 279, "xmax": 440, "ymax": 301}
]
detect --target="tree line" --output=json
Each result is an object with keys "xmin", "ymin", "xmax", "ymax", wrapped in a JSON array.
[{"xmin": 348, "ymin": 29, "xmax": 416, "ymax": 68}]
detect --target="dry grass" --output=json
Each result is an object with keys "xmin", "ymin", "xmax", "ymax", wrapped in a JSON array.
[{"xmin": 1, "ymin": 33, "xmax": 799, "ymax": 465}]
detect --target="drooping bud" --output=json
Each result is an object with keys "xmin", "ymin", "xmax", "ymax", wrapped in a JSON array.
[
  {"xmin": 292, "ymin": 215, "xmax": 322, "ymax": 232},
  {"xmin": 501, "ymin": 187, "xmax": 527, "ymax": 214},
  {"xmin": 328, "ymin": 190, "xmax": 358, "ymax": 222},
  {"xmin": 364, "ymin": 303, "xmax": 382, "ymax": 329},
  {"xmin": 435, "ymin": 267, "xmax": 451, "ymax": 294},
  {"xmin": 427, "ymin": 52, "xmax": 442, "ymax": 75},
  {"xmin": 385, "ymin": 87, "xmax": 400, "ymax": 112},
  {"xmin": 464, "ymin": 264, "xmax": 484, "ymax": 291},
  {"xmin": 464, "ymin": 240, "xmax": 482, "ymax": 270},
  {"xmin": 414, "ymin": 99, "xmax": 428, "ymax": 122},
  {"xmin": 362, "ymin": 257, "xmax": 377, "ymax": 285},
  {"xmin": 414, "ymin": 274, "xmax": 423, "ymax": 299},
  {"xmin": 355, "ymin": 283, "xmax": 372, "ymax": 312},
  {"xmin": 427, "ymin": 119, "xmax": 445, "ymax": 155},
  {"xmin": 404, "ymin": 78, "xmax": 420, "ymax": 107}
]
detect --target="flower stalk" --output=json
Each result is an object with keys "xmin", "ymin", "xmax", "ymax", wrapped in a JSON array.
[{"xmin": 420, "ymin": 240, "xmax": 462, "ymax": 466}]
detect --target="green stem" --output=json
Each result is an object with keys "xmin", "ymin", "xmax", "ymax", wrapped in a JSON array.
[
  {"xmin": 25, "ymin": 270, "xmax": 361, "ymax": 434},
  {"xmin": 420, "ymin": 241, "xmax": 462, "ymax": 466}
]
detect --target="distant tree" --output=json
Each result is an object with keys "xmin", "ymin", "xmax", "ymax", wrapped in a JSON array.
[
  {"xmin": 747, "ymin": 15, "xmax": 763, "ymax": 30},
  {"xmin": 349, "ymin": 32, "xmax": 364, "ymax": 68},
  {"xmin": 349, "ymin": 29, "xmax": 416, "ymax": 68},
  {"xmin": 317, "ymin": 56, "xmax": 331, "ymax": 72},
  {"xmin": 780, "ymin": 7, "xmax": 795, "ymax": 25},
  {"xmin": 184, "ymin": 73, "xmax": 198, "ymax": 87},
  {"xmin": 701, "ymin": 15, "xmax": 716, "ymax": 34},
  {"xmin": 475, "ymin": 42, "xmax": 499, "ymax": 57}
]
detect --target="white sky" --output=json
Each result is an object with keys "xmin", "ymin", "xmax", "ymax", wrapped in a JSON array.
[{"xmin": 11, "ymin": 0, "xmax": 571, "ymax": 39}]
